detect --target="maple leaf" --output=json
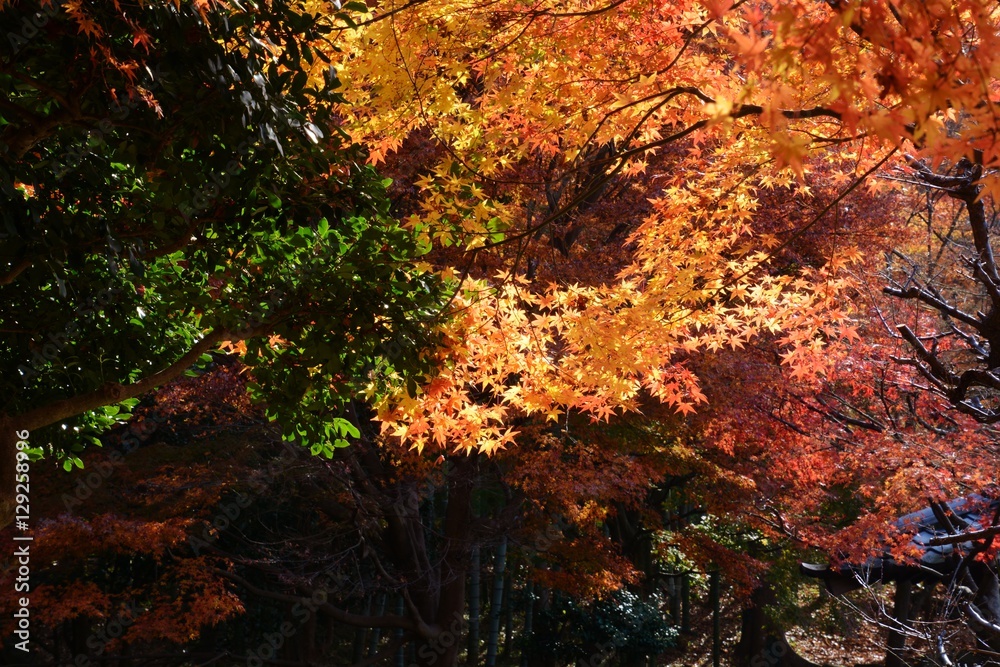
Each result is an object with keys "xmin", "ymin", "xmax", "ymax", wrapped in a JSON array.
[{"xmin": 729, "ymin": 27, "xmax": 771, "ymax": 70}]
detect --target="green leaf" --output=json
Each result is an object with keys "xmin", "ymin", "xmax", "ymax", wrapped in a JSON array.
[{"xmin": 336, "ymin": 418, "xmax": 360, "ymax": 439}]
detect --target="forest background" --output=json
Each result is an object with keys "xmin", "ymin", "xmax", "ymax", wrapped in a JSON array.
[{"xmin": 1, "ymin": 0, "xmax": 1000, "ymax": 665}]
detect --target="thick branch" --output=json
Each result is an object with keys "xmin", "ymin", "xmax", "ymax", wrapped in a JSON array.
[
  {"xmin": 965, "ymin": 257, "xmax": 1000, "ymax": 310},
  {"xmin": 883, "ymin": 285, "xmax": 981, "ymax": 329},
  {"xmin": 16, "ymin": 328, "xmax": 229, "ymax": 431},
  {"xmin": 963, "ymin": 188, "xmax": 999, "ymax": 287},
  {"xmin": 0, "ymin": 257, "xmax": 31, "ymax": 286},
  {"xmin": 964, "ymin": 601, "xmax": 1000, "ymax": 638},
  {"xmin": 905, "ymin": 154, "xmax": 1000, "ymax": 285},
  {"xmin": 896, "ymin": 324, "xmax": 960, "ymax": 386},
  {"xmin": 926, "ymin": 526, "xmax": 1000, "ymax": 546}
]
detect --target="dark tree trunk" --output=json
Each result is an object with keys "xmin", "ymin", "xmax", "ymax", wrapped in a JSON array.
[
  {"xmin": 368, "ymin": 594, "xmax": 387, "ymax": 658},
  {"xmin": 734, "ymin": 584, "xmax": 825, "ymax": 667},
  {"xmin": 711, "ymin": 571, "xmax": 721, "ymax": 667},
  {"xmin": 502, "ymin": 574, "xmax": 513, "ymax": 659},
  {"xmin": 395, "ymin": 596, "xmax": 406, "ymax": 667},
  {"xmin": 885, "ymin": 580, "xmax": 912, "ymax": 667},
  {"xmin": 681, "ymin": 573, "xmax": 691, "ymax": 634},
  {"xmin": 520, "ymin": 581, "xmax": 534, "ymax": 667},
  {"xmin": 486, "ymin": 536, "xmax": 507, "ymax": 667},
  {"xmin": 669, "ymin": 574, "xmax": 681, "ymax": 626},
  {"xmin": 468, "ymin": 545, "xmax": 481, "ymax": 666},
  {"xmin": 348, "ymin": 445, "xmax": 479, "ymax": 667},
  {"xmin": 352, "ymin": 596, "xmax": 372, "ymax": 664},
  {"xmin": 432, "ymin": 454, "xmax": 478, "ymax": 667}
]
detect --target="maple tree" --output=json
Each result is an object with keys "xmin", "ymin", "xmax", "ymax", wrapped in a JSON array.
[
  {"xmin": 321, "ymin": 0, "xmax": 1000, "ymax": 659},
  {"xmin": 321, "ymin": 0, "xmax": 903, "ymax": 461},
  {"xmin": 676, "ymin": 171, "xmax": 1000, "ymax": 665},
  {"xmin": 854, "ymin": 163, "xmax": 1000, "ymax": 662},
  {"xmin": 309, "ymin": 0, "xmax": 1000, "ymax": 451}
]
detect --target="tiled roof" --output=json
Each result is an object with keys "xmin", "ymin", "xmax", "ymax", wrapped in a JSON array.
[{"xmin": 800, "ymin": 494, "xmax": 1000, "ymax": 595}]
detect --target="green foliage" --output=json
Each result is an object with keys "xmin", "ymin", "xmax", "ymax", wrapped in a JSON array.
[
  {"xmin": 531, "ymin": 589, "xmax": 678, "ymax": 664},
  {"xmin": 0, "ymin": 1, "xmax": 447, "ymax": 460}
]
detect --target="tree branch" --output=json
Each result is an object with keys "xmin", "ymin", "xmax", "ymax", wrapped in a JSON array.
[
  {"xmin": 926, "ymin": 526, "xmax": 1000, "ymax": 546},
  {"xmin": 16, "ymin": 328, "xmax": 229, "ymax": 431},
  {"xmin": 0, "ymin": 257, "xmax": 31, "ymax": 286},
  {"xmin": 895, "ymin": 324, "xmax": 961, "ymax": 387},
  {"xmin": 883, "ymin": 284, "xmax": 981, "ymax": 329}
]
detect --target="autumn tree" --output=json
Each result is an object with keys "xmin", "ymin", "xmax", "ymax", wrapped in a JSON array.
[
  {"xmin": 677, "ymin": 162, "xmax": 1000, "ymax": 664},
  {"xmin": 320, "ymin": 0, "xmax": 1000, "ymax": 661},
  {"xmin": 316, "ymin": 0, "xmax": 1000, "ymax": 451},
  {"xmin": 849, "ymin": 156, "xmax": 1000, "ymax": 662}
]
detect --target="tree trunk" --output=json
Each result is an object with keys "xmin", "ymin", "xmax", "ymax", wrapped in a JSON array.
[
  {"xmin": 886, "ymin": 580, "xmax": 912, "ymax": 667},
  {"xmin": 734, "ymin": 583, "xmax": 825, "ymax": 667},
  {"xmin": 368, "ymin": 593, "xmax": 387, "ymax": 657},
  {"xmin": 502, "ymin": 574, "xmax": 513, "ymax": 659},
  {"xmin": 431, "ymin": 453, "xmax": 477, "ymax": 667},
  {"xmin": 669, "ymin": 574, "xmax": 681, "ymax": 626},
  {"xmin": 521, "ymin": 581, "xmax": 534, "ymax": 667},
  {"xmin": 711, "ymin": 571, "xmax": 721, "ymax": 667},
  {"xmin": 353, "ymin": 596, "xmax": 372, "ymax": 664},
  {"xmin": 486, "ymin": 536, "xmax": 507, "ymax": 667},
  {"xmin": 395, "ymin": 596, "xmax": 407, "ymax": 667},
  {"xmin": 468, "ymin": 545, "xmax": 481, "ymax": 667},
  {"xmin": 681, "ymin": 573, "xmax": 691, "ymax": 634}
]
